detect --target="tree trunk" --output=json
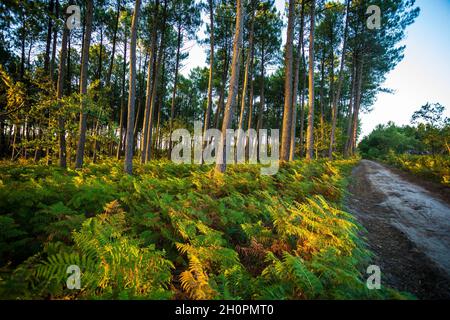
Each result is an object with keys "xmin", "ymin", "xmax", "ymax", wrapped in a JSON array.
[
  {"xmin": 281, "ymin": 0, "xmax": 296, "ymax": 161},
  {"xmin": 305, "ymin": 0, "xmax": 316, "ymax": 160},
  {"xmin": 117, "ymin": 30, "xmax": 128, "ymax": 160},
  {"xmin": 169, "ymin": 21, "xmax": 182, "ymax": 154},
  {"xmin": 203, "ymin": 0, "xmax": 215, "ymax": 145},
  {"xmin": 11, "ymin": 125, "xmax": 18, "ymax": 161},
  {"xmin": 299, "ymin": 11, "xmax": 308, "ymax": 158},
  {"xmin": 344, "ymin": 56, "xmax": 357, "ymax": 158},
  {"xmin": 247, "ymin": 51, "xmax": 255, "ymax": 131},
  {"xmin": 27, "ymin": 37, "xmax": 33, "ymax": 70},
  {"xmin": 329, "ymin": 0, "xmax": 351, "ymax": 159},
  {"xmin": 0, "ymin": 119, "xmax": 5, "ymax": 158},
  {"xmin": 67, "ymin": 31, "xmax": 71, "ymax": 95},
  {"xmin": 155, "ymin": 48, "xmax": 166, "ymax": 154},
  {"xmin": 134, "ymin": 50, "xmax": 148, "ymax": 139},
  {"xmin": 124, "ymin": 0, "xmax": 141, "ymax": 174},
  {"xmin": 246, "ymin": 49, "xmax": 255, "ymax": 160},
  {"xmin": 145, "ymin": 0, "xmax": 167, "ymax": 163},
  {"xmin": 319, "ymin": 48, "xmax": 325, "ymax": 156},
  {"xmin": 44, "ymin": 0, "xmax": 55, "ymax": 72},
  {"xmin": 75, "ymin": 0, "xmax": 94, "ymax": 169},
  {"xmin": 256, "ymin": 45, "xmax": 264, "ymax": 133},
  {"xmin": 97, "ymin": 27, "xmax": 103, "ymax": 83},
  {"xmin": 50, "ymin": 0, "xmax": 59, "ymax": 84},
  {"xmin": 215, "ymin": 0, "xmax": 244, "ymax": 174},
  {"xmin": 237, "ymin": 6, "xmax": 255, "ymax": 147},
  {"xmin": 141, "ymin": 0, "xmax": 159, "ymax": 163},
  {"xmin": 56, "ymin": 19, "xmax": 69, "ymax": 168},
  {"xmin": 20, "ymin": 17, "xmax": 26, "ymax": 80},
  {"xmin": 214, "ymin": 21, "xmax": 230, "ymax": 129},
  {"xmin": 106, "ymin": 0, "xmax": 122, "ymax": 86},
  {"xmin": 290, "ymin": 0, "xmax": 305, "ymax": 161},
  {"xmin": 349, "ymin": 57, "xmax": 364, "ymax": 156},
  {"xmin": 107, "ymin": 0, "xmax": 122, "ymax": 158},
  {"xmin": 92, "ymin": 27, "xmax": 104, "ymax": 163}
]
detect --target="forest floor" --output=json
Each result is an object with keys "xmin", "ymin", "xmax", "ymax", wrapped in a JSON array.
[{"xmin": 346, "ymin": 159, "xmax": 450, "ymax": 299}]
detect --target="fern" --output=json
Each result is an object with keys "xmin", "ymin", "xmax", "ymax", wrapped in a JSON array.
[
  {"xmin": 260, "ymin": 252, "xmax": 323, "ymax": 299},
  {"xmin": 0, "ymin": 158, "xmax": 408, "ymax": 300},
  {"xmin": 23, "ymin": 201, "xmax": 174, "ymax": 299}
]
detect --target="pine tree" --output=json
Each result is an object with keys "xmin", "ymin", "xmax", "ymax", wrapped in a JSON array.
[
  {"xmin": 75, "ymin": 0, "xmax": 94, "ymax": 169},
  {"xmin": 124, "ymin": 0, "xmax": 142, "ymax": 174},
  {"xmin": 305, "ymin": 0, "xmax": 316, "ymax": 160},
  {"xmin": 280, "ymin": 0, "xmax": 296, "ymax": 162},
  {"xmin": 215, "ymin": 0, "xmax": 244, "ymax": 173}
]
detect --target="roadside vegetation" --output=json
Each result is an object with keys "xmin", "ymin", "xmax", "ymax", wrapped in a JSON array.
[
  {"xmin": 384, "ymin": 154, "xmax": 449, "ymax": 187},
  {"xmin": 359, "ymin": 103, "xmax": 450, "ymax": 186},
  {"xmin": 0, "ymin": 159, "xmax": 408, "ymax": 299},
  {"xmin": 0, "ymin": 0, "xmax": 421, "ymax": 301}
]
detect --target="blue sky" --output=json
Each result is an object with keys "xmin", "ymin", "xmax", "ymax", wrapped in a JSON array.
[
  {"xmin": 183, "ymin": 0, "xmax": 450, "ymax": 138},
  {"xmin": 360, "ymin": 0, "xmax": 450, "ymax": 137}
]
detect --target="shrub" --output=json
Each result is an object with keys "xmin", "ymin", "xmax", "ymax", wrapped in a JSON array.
[
  {"xmin": 0, "ymin": 158, "xmax": 407, "ymax": 299},
  {"xmin": 385, "ymin": 154, "xmax": 450, "ymax": 186}
]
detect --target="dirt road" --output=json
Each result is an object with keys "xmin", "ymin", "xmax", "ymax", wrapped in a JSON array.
[{"xmin": 346, "ymin": 159, "xmax": 450, "ymax": 299}]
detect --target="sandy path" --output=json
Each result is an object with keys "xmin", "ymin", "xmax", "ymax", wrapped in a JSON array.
[{"xmin": 346, "ymin": 160, "xmax": 450, "ymax": 299}]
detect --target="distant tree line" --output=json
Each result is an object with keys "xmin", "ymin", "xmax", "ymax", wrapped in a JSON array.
[
  {"xmin": 359, "ymin": 103, "xmax": 450, "ymax": 158},
  {"xmin": 0, "ymin": 0, "xmax": 419, "ymax": 174}
]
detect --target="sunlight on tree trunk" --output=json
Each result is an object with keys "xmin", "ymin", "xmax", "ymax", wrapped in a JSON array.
[
  {"xmin": 306, "ymin": 0, "xmax": 316, "ymax": 160},
  {"xmin": 215, "ymin": 0, "xmax": 244, "ymax": 174}
]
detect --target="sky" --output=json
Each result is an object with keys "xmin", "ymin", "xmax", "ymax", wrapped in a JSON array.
[
  {"xmin": 359, "ymin": 0, "xmax": 450, "ymax": 138},
  {"xmin": 182, "ymin": 0, "xmax": 450, "ymax": 139},
  {"xmin": 180, "ymin": 0, "xmax": 286, "ymax": 75}
]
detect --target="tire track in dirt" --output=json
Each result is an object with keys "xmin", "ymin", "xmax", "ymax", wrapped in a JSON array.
[{"xmin": 345, "ymin": 159, "xmax": 450, "ymax": 299}]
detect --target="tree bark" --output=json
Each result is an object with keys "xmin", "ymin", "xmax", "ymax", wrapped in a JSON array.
[
  {"xmin": 56, "ymin": 18, "xmax": 69, "ymax": 168},
  {"xmin": 20, "ymin": 16, "xmax": 26, "ymax": 80},
  {"xmin": 92, "ymin": 26, "xmax": 104, "ymax": 163},
  {"xmin": 349, "ymin": 57, "xmax": 363, "ymax": 156},
  {"xmin": 305, "ymin": 0, "xmax": 316, "ymax": 160},
  {"xmin": 141, "ymin": 0, "xmax": 159, "ymax": 163},
  {"xmin": 203, "ymin": 0, "xmax": 215, "ymax": 145},
  {"xmin": 134, "ymin": 50, "xmax": 148, "ymax": 139},
  {"xmin": 117, "ymin": 29, "xmax": 128, "ymax": 160},
  {"xmin": 215, "ymin": 0, "xmax": 244, "ymax": 174},
  {"xmin": 145, "ymin": 0, "xmax": 167, "ymax": 163},
  {"xmin": 106, "ymin": 0, "xmax": 122, "ymax": 86},
  {"xmin": 0, "ymin": 118, "xmax": 5, "ymax": 158},
  {"xmin": 75, "ymin": 0, "xmax": 94, "ymax": 169},
  {"xmin": 155, "ymin": 48, "xmax": 166, "ymax": 153},
  {"xmin": 246, "ymin": 48, "xmax": 255, "ymax": 160},
  {"xmin": 214, "ymin": 21, "xmax": 230, "ymax": 129},
  {"xmin": 67, "ymin": 31, "xmax": 71, "ymax": 95},
  {"xmin": 169, "ymin": 21, "xmax": 182, "ymax": 154},
  {"xmin": 318, "ymin": 48, "xmax": 325, "ymax": 156},
  {"xmin": 344, "ymin": 55, "xmax": 357, "ymax": 158},
  {"xmin": 329, "ymin": 0, "xmax": 351, "ymax": 159},
  {"xmin": 50, "ymin": 0, "xmax": 59, "ymax": 84},
  {"xmin": 247, "ymin": 52, "xmax": 255, "ymax": 131},
  {"xmin": 237, "ymin": 6, "xmax": 255, "ymax": 153},
  {"xmin": 256, "ymin": 44, "xmax": 264, "ymax": 133},
  {"xmin": 281, "ymin": 0, "xmax": 296, "ymax": 161},
  {"xmin": 44, "ymin": 0, "xmax": 55, "ymax": 72},
  {"xmin": 290, "ymin": 0, "xmax": 305, "ymax": 161},
  {"xmin": 124, "ymin": 0, "xmax": 141, "ymax": 174}
]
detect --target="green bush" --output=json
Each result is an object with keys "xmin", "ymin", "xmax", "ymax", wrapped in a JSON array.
[{"xmin": 385, "ymin": 154, "xmax": 450, "ymax": 186}]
